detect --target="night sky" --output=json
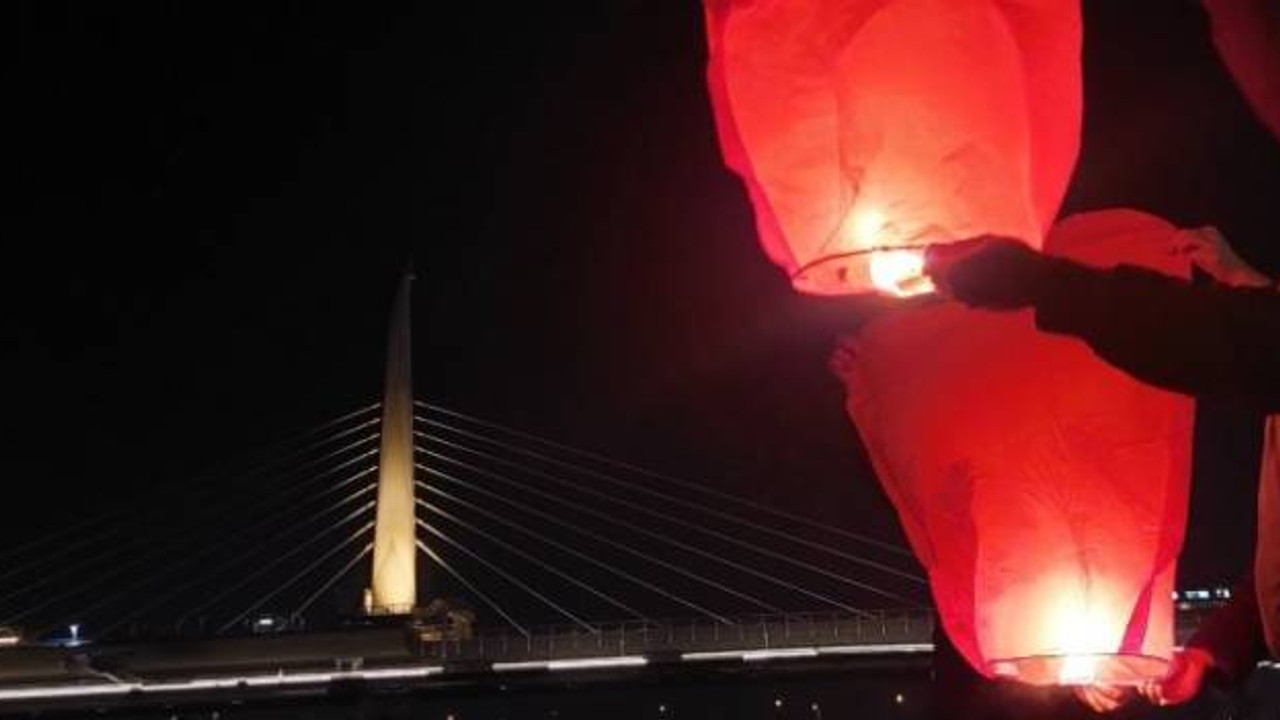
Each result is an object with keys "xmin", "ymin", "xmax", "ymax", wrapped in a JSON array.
[{"xmin": 8, "ymin": 0, "xmax": 1280, "ymax": 601}]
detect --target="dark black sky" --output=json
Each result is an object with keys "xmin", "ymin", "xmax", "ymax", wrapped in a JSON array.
[{"xmin": 7, "ymin": 0, "xmax": 1279, "ymax": 589}]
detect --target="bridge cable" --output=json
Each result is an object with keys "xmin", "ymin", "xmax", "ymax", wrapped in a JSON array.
[
  {"xmin": 0, "ymin": 429, "xmax": 379, "ymax": 589},
  {"xmin": 0, "ymin": 449, "xmax": 379, "ymax": 618},
  {"xmin": 418, "ymin": 469, "xmax": 758, "ymax": 621},
  {"xmin": 93, "ymin": 469, "xmax": 379, "ymax": 637},
  {"xmin": 417, "ymin": 519, "xmax": 598, "ymax": 634},
  {"xmin": 0, "ymin": 402, "xmax": 379, "ymax": 569},
  {"xmin": 419, "ymin": 457, "xmax": 843, "ymax": 616},
  {"xmin": 176, "ymin": 499, "xmax": 377, "ymax": 626},
  {"xmin": 417, "ymin": 419, "xmax": 923, "ymax": 585},
  {"xmin": 53, "ymin": 485, "xmax": 378, "ymax": 636},
  {"xmin": 416, "ymin": 539, "xmax": 529, "ymax": 639},
  {"xmin": 416, "ymin": 480, "xmax": 732, "ymax": 624},
  {"xmin": 416, "ymin": 401, "xmax": 911, "ymax": 558},
  {"xmin": 418, "ymin": 437, "xmax": 910, "ymax": 606},
  {"xmin": 219, "ymin": 522, "xmax": 375, "ymax": 634},
  {"xmin": 0, "ymin": 434, "xmax": 378, "ymax": 597},
  {"xmin": 416, "ymin": 498, "xmax": 647, "ymax": 622},
  {"xmin": 292, "ymin": 542, "xmax": 372, "ymax": 620}
]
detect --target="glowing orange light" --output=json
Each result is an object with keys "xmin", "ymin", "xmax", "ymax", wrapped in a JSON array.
[
  {"xmin": 869, "ymin": 249, "xmax": 934, "ymax": 297},
  {"xmin": 846, "ymin": 209, "xmax": 935, "ymax": 298},
  {"xmin": 1045, "ymin": 595, "xmax": 1117, "ymax": 685}
]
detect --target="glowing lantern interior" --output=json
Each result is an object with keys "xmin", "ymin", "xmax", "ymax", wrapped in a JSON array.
[
  {"xmin": 704, "ymin": 0, "xmax": 1082, "ymax": 296},
  {"xmin": 833, "ymin": 210, "xmax": 1195, "ymax": 686}
]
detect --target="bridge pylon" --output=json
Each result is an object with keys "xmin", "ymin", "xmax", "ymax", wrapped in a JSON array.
[{"xmin": 367, "ymin": 270, "xmax": 417, "ymax": 614}]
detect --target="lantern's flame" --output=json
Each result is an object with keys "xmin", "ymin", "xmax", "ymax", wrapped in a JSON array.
[
  {"xmin": 869, "ymin": 249, "xmax": 935, "ymax": 297},
  {"xmin": 847, "ymin": 208, "xmax": 935, "ymax": 297}
]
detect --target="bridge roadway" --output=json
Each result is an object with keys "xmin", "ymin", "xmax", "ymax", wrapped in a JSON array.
[
  {"xmin": 0, "ymin": 611, "xmax": 936, "ymax": 713},
  {"xmin": 0, "ymin": 608, "xmax": 1217, "ymax": 714}
]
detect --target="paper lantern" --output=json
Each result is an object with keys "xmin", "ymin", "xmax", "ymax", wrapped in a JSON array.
[
  {"xmin": 831, "ymin": 209, "xmax": 1194, "ymax": 685},
  {"xmin": 704, "ymin": 0, "xmax": 1082, "ymax": 296}
]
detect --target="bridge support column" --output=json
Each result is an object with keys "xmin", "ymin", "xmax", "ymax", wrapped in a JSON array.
[{"xmin": 369, "ymin": 271, "xmax": 417, "ymax": 614}]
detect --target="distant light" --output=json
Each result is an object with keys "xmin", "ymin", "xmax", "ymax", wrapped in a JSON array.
[
  {"xmin": 817, "ymin": 642, "xmax": 935, "ymax": 656},
  {"xmin": 492, "ymin": 656, "xmax": 648, "ymax": 673},
  {"xmin": 547, "ymin": 656, "xmax": 647, "ymax": 672},
  {"xmin": 0, "ymin": 666, "xmax": 445, "ymax": 702},
  {"xmin": 895, "ymin": 693, "xmax": 905, "ymax": 704},
  {"xmin": 658, "ymin": 704, "xmax": 667, "ymax": 714},
  {"xmin": 681, "ymin": 642, "xmax": 933, "ymax": 663},
  {"xmin": 774, "ymin": 697, "xmax": 783, "ymax": 708},
  {"xmin": 68, "ymin": 624, "xmax": 80, "ymax": 641},
  {"xmin": 810, "ymin": 702, "xmax": 820, "ymax": 711},
  {"xmin": 743, "ymin": 648, "xmax": 817, "ymax": 662}
]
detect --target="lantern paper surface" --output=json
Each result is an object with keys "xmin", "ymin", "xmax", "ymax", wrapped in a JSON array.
[
  {"xmin": 705, "ymin": 0, "xmax": 1082, "ymax": 296},
  {"xmin": 832, "ymin": 209, "xmax": 1194, "ymax": 685}
]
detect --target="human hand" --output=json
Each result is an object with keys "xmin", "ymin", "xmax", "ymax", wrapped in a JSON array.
[
  {"xmin": 924, "ymin": 236, "xmax": 1048, "ymax": 310},
  {"xmin": 1175, "ymin": 226, "xmax": 1272, "ymax": 289},
  {"xmin": 1072, "ymin": 683, "xmax": 1135, "ymax": 714},
  {"xmin": 1138, "ymin": 647, "xmax": 1214, "ymax": 707}
]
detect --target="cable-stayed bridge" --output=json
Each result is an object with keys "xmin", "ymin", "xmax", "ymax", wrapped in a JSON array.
[
  {"xmin": 0, "ymin": 278, "xmax": 1226, "ymax": 718},
  {"xmin": 0, "ymin": 396, "xmax": 941, "ymax": 715}
]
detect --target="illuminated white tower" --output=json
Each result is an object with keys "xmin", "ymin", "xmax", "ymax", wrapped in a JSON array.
[{"xmin": 368, "ymin": 271, "xmax": 417, "ymax": 613}]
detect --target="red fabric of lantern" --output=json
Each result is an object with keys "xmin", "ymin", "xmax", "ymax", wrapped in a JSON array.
[
  {"xmin": 705, "ymin": 0, "xmax": 1082, "ymax": 296},
  {"xmin": 831, "ymin": 209, "xmax": 1195, "ymax": 685}
]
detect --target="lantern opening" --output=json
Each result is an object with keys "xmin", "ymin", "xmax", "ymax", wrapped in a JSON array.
[
  {"xmin": 791, "ymin": 248, "xmax": 938, "ymax": 297},
  {"xmin": 1059, "ymin": 653, "xmax": 1100, "ymax": 685},
  {"xmin": 985, "ymin": 580, "xmax": 1174, "ymax": 685},
  {"xmin": 991, "ymin": 653, "xmax": 1170, "ymax": 687},
  {"xmin": 789, "ymin": 208, "xmax": 938, "ymax": 297},
  {"xmin": 791, "ymin": 247, "xmax": 937, "ymax": 297}
]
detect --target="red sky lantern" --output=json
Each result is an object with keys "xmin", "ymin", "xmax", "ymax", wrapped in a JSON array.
[
  {"xmin": 704, "ymin": 0, "xmax": 1081, "ymax": 296},
  {"xmin": 831, "ymin": 209, "xmax": 1195, "ymax": 685}
]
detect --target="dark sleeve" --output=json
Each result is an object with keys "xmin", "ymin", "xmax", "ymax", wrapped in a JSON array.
[
  {"xmin": 1186, "ymin": 574, "xmax": 1267, "ymax": 684},
  {"xmin": 1033, "ymin": 260, "xmax": 1280, "ymax": 411}
]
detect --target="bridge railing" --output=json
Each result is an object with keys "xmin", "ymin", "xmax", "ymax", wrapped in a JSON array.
[{"xmin": 415, "ymin": 609, "xmax": 937, "ymax": 662}]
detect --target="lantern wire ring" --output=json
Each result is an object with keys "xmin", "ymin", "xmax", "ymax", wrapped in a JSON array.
[{"xmin": 791, "ymin": 244, "xmax": 928, "ymax": 279}]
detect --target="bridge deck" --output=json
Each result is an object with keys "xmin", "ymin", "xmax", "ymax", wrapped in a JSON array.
[{"xmin": 0, "ymin": 609, "xmax": 1216, "ymax": 713}]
